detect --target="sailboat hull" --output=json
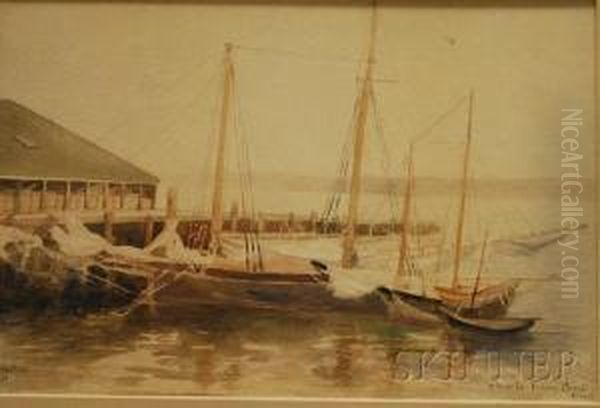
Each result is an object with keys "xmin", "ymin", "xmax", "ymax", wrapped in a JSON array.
[
  {"xmin": 434, "ymin": 280, "xmax": 519, "ymax": 318},
  {"xmin": 154, "ymin": 271, "xmax": 332, "ymax": 313}
]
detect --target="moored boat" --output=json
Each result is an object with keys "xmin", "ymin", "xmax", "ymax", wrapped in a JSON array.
[
  {"xmin": 379, "ymin": 93, "xmax": 521, "ymax": 324},
  {"xmin": 434, "ymin": 279, "xmax": 519, "ymax": 318},
  {"xmin": 439, "ymin": 306, "xmax": 539, "ymax": 334},
  {"xmin": 123, "ymin": 42, "xmax": 336, "ymax": 314},
  {"xmin": 426, "ymin": 92, "xmax": 518, "ymax": 319},
  {"xmin": 376, "ymin": 286, "xmax": 442, "ymax": 325}
]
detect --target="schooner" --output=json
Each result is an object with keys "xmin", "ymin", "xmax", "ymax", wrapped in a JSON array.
[{"xmin": 151, "ymin": 43, "xmax": 334, "ymax": 312}]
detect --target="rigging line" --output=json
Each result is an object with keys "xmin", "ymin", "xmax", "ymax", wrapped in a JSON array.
[
  {"xmin": 150, "ymin": 70, "xmax": 222, "ymax": 148},
  {"xmin": 236, "ymin": 99, "xmax": 257, "ymax": 226},
  {"xmin": 230, "ymin": 81, "xmax": 254, "ymax": 265},
  {"xmin": 324, "ymin": 72, "xmax": 370, "ymax": 224},
  {"xmin": 455, "ymin": 141, "xmax": 499, "ymax": 238},
  {"xmin": 324, "ymin": 140, "xmax": 351, "ymax": 224},
  {"xmin": 233, "ymin": 77, "xmax": 264, "ymax": 271},
  {"xmin": 328, "ymin": 97, "xmax": 357, "ymax": 190},
  {"xmin": 121, "ymin": 69, "xmax": 221, "ymax": 167},
  {"xmin": 232, "ymin": 88, "xmax": 253, "ymax": 271},
  {"xmin": 320, "ymin": 89, "xmax": 358, "ymax": 225},
  {"xmin": 467, "ymin": 140, "xmax": 539, "ymax": 239},
  {"xmin": 434, "ymin": 216, "xmax": 450, "ymax": 277},
  {"xmin": 234, "ymin": 44, "xmax": 363, "ymax": 65},
  {"xmin": 231, "ymin": 74, "xmax": 256, "ymax": 220},
  {"xmin": 322, "ymin": 149, "xmax": 344, "ymax": 222},
  {"xmin": 100, "ymin": 50, "xmax": 221, "ymax": 143},
  {"xmin": 410, "ymin": 185, "xmax": 420, "ymax": 277},
  {"xmin": 368, "ymin": 82, "xmax": 402, "ymax": 223},
  {"xmin": 199, "ymin": 71, "xmax": 222, "ymax": 216},
  {"xmin": 411, "ymin": 93, "xmax": 470, "ymax": 147}
]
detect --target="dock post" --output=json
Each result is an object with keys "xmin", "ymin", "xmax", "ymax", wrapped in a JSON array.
[
  {"xmin": 309, "ymin": 211, "xmax": 318, "ymax": 236},
  {"xmin": 146, "ymin": 270, "xmax": 158, "ymax": 316},
  {"xmin": 143, "ymin": 215, "xmax": 155, "ymax": 247},
  {"xmin": 166, "ymin": 187, "xmax": 178, "ymax": 221},
  {"xmin": 84, "ymin": 181, "xmax": 90, "ymax": 210},
  {"xmin": 103, "ymin": 183, "xmax": 114, "ymax": 243},
  {"xmin": 104, "ymin": 211, "xmax": 115, "ymax": 244},
  {"xmin": 288, "ymin": 212, "xmax": 295, "ymax": 234},
  {"xmin": 257, "ymin": 212, "xmax": 265, "ymax": 234}
]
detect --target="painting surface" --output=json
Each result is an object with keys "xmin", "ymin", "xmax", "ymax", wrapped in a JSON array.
[{"xmin": 0, "ymin": 1, "xmax": 596, "ymax": 401}]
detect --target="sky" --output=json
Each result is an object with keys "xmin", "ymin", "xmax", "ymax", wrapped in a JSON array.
[{"xmin": 0, "ymin": 2, "xmax": 595, "ymax": 211}]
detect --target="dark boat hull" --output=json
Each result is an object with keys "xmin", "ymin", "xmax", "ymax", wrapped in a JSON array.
[
  {"xmin": 376, "ymin": 287, "xmax": 443, "ymax": 325},
  {"xmin": 377, "ymin": 281, "xmax": 521, "ymax": 325},
  {"xmin": 156, "ymin": 271, "xmax": 331, "ymax": 310},
  {"xmin": 439, "ymin": 307, "xmax": 538, "ymax": 334},
  {"xmin": 150, "ymin": 271, "xmax": 385, "ymax": 315}
]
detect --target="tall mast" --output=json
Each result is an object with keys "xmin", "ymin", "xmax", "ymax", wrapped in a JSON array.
[
  {"xmin": 341, "ymin": 3, "xmax": 377, "ymax": 268},
  {"xmin": 451, "ymin": 91, "xmax": 474, "ymax": 288},
  {"xmin": 396, "ymin": 143, "xmax": 414, "ymax": 281},
  {"xmin": 210, "ymin": 43, "xmax": 235, "ymax": 256}
]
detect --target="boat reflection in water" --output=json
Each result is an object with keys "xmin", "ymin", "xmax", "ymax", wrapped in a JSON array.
[{"xmin": 0, "ymin": 296, "xmax": 570, "ymax": 398}]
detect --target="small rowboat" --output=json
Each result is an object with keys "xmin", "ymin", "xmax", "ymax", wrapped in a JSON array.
[{"xmin": 439, "ymin": 306, "xmax": 539, "ymax": 334}]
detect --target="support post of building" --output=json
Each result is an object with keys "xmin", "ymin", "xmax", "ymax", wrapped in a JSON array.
[
  {"xmin": 64, "ymin": 181, "xmax": 71, "ymax": 211},
  {"xmin": 137, "ymin": 185, "xmax": 143, "ymax": 211},
  {"xmin": 40, "ymin": 180, "xmax": 48, "ymax": 212},
  {"xmin": 120, "ymin": 183, "xmax": 126, "ymax": 210},
  {"xmin": 84, "ymin": 181, "xmax": 91, "ymax": 210},
  {"xmin": 151, "ymin": 186, "xmax": 157, "ymax": 210},
  {"xmin": 14, "ymin": 181, "xmax": 22, "ymax": 214}
]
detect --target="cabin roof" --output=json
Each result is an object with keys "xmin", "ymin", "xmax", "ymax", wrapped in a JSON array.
[{"xmin": 0, "ymin": 99, "xmax": 159, "ymax": 185}]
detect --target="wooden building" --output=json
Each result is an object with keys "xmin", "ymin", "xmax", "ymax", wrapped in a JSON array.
[{"xmin": 0, "ymin": 99, "xmax": 159, "ymax": 215}]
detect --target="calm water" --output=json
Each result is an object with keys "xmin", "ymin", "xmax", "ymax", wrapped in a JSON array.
[{"xmin": 0, "ymin": 195, "xmax": 596, "ymax": 401}]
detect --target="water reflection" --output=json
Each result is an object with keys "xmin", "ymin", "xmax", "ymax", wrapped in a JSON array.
[{"xmin": 0, "ymin": 299, "xmax": 587, "ymax": 399}]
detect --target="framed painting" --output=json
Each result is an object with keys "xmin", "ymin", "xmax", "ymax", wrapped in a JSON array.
[{"xmin": 0, "ymin": 0, "xmax": 597, "ymax": 407}]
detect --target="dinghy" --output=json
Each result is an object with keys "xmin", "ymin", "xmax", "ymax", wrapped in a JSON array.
[{"xmin": 439, "ymin": 306, "xmax": 539, "ymax": 334}]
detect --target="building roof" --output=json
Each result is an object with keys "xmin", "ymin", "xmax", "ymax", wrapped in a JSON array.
[{"xmin": 0, "ymin": 99, "xmax": 159, "ymax": 185}]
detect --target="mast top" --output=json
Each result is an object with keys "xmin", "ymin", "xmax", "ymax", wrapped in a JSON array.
[{"xmin": 366, "ymin": 0, "xmax": 378, "ymax": 65}]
